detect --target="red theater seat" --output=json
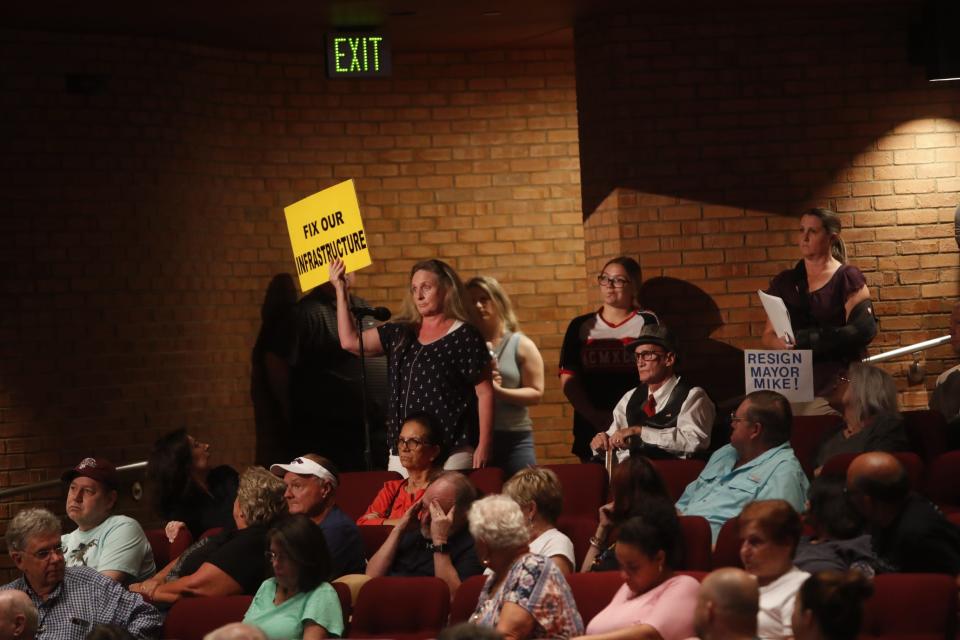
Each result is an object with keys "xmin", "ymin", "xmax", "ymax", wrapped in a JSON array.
[
  {"xmin": 924, "ymin": 450, "xmax": 960, "ymax": 512},
  {"xmin": 789, "ymin": 415, "xmax": 844, "ymax": 479},
  {"xmin": 902, "ymin": 409, "xmax": 948, "ymax": 464},
  {"xmin": 651, "ymin": 459, "xmax": 706, "ymax": 502},
  {"xmin": 712, "ymin": 516, "xmax": 743, "ymax": 569},
  {"xmin": 449, "ymin": 574, "xmax": 487, "ymax": 624},
  {"xmin": 466, "ymin": 466, "xmax": 504, "ymax": 496},
  {"xmin": 356, "ymin": 523, "xmax": 393, "ymax": 559},
  {"xmin": 331, "ymin": 581, "xmax": 352, "ymax": 636},
  {"xmin": 568, "ymin": 571, "xmax": 624, "ymax": 626},
  {"xmin": 351, "ymin": 576, "xmax": 450, "ymax": 639},
  {"xmin": 144, "ymin": 527, "xmax": 193, "ymax": 568},
  {"xmin": 679, "ymin": 515, "xmax": 713, "ymax": 571},
  {"xmin": 338, "ymin": 470, "xmax": 403, "ymax": 521},
  {"xmin": 544, "ymin": 463, "xmax": 608, "ymax": 519},
  {"xmin": 162, "ymin": 595, "xmax": 253, "ymax": 640},
  {"xmin": 861, "ymin": 573, "xmax": 958, "ymax": 640}
]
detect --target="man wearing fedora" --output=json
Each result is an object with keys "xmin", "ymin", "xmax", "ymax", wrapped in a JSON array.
[
  {"xmin": 590, "ymin": 324, "xmax": 716, "ymax": 461},
  {"xmin": 60, "ymin": 457, "xmax": 155, "ymax": 584}
]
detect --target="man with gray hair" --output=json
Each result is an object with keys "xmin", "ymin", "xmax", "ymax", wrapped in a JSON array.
[
  {"xmin": 694, "ymin": 568, "xmax": 760, "ymax": 640},
  {"xmin": 366, "ymin": 471, "xmax": 482, "ymax": 595},
  {"xmin": 0, "ymin": 590, "xmax": 37, "ymax": 640},
  {"xmin": 1, "ymin": 507, "xmax": 160, "ymax": 640}
]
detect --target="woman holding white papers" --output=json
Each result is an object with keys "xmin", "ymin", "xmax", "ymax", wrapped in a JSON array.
[{"xmin": 761, "ymin": 209, "xmax": 876, "ymax": 415}]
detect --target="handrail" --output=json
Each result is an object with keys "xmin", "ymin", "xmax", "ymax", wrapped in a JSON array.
[
  {"xmin": 863, "ymin": 335, "xmax": 951, "ymax": 364},
  {"xmin": 0, "ymin": 461, "xmax": 147, "ymax": 500}
]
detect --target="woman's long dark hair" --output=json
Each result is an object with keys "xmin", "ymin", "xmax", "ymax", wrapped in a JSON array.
[
  {"xmin": 609, "ymin": 455, "xmax": 671, "ymax": 524},
  {"xmin": 268, "ymin": 514, "xmax": 333, "ymax": 591},
  {"xmin": 146, "ymin": 428, "xmax": 196, "ymax": 517}
]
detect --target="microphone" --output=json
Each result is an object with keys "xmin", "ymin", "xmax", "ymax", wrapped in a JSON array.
[{"xmin": 351, "ymin": 306, "xmax": 392, "ymax": 321}]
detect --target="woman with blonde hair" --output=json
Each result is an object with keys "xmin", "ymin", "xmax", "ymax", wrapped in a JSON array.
[
  {"xmin": 331, "ymin": 258, "xmax": 494, "ymax": 472},
  {"xmin": 762, "ymin": 208, "xmax": 876, "ymax": 415},
  {"xmin": 468, "ymin": 276, "xmax": 545, "ymax": 476},
  {"xmin": 130, "ymin": 466, "xmax": 287, "ymax": 604},
  {"xmin": 502, "ymin": 467, "xmax": 575, "ymax": 574}
]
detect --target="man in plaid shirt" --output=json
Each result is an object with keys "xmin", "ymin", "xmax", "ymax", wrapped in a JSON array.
[{"xmin": 1, "ymin": 508, "xmax": 160, "ymax": 640}]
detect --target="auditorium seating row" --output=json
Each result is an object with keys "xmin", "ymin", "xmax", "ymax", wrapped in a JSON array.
[{"xmin": 160, "ymin": 571, "xmax": 959, "ymax": 640}]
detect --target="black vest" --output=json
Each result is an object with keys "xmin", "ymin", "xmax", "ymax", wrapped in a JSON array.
[{"xmin": 625, "ymin": 379, "xmax": 694, "ymax": 459}]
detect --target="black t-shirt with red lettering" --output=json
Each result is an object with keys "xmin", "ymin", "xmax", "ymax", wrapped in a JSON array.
[{"xmin": 559, "ymin": 309, "xmax": 658, "ymax": 459}]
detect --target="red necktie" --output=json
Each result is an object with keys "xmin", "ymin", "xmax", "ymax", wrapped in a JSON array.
[{"xmin": 643, "ymin": 394, "xmax": 656, "ymax": 417}]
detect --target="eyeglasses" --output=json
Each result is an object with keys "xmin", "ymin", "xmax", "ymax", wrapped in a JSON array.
[
  {"xmin": 729, "ymin": 413, "xmax": 751, "ymax": 425},
  {"xmin": 597, "ymin": 274, "xmax": 630, "ymax": 288},
  {"xmin": 398, "ymin": 437, "xmax": 430, "ymax": 451},
  {"xmin": 264, "ymin": 550, "xmax": 285, "ymax": 563},
  {"xmin": 634, "ymin": 350, "xmax": 665, "ymax": 363},
  {"xmin": 26, "ymin": 545, "xmax": 65, "ymax": 561}
]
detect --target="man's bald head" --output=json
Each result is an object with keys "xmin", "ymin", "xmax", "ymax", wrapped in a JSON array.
[
  {"xmin": 0, "ymin": 590, "xmax": 38, "ymax": 640},
  {"xmin": 846, "ymin": 452, "xmax": 909, "ymax": 504},
  {"xmin": 695, "ymin": 568, "xmax": 759, "ymax": 640}
]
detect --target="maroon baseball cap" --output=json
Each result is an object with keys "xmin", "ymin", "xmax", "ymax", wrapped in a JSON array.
[{"xmin": 61, "ymin": 457, "xmax": 119, "ymax": 490}]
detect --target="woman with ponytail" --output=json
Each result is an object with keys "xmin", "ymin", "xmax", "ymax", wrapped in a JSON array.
[{"xmin": 761, "ymin": 209, "xmax": 876, "ymax": 415}]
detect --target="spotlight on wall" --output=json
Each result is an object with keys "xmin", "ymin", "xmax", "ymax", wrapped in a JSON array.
[{"xmin": 922, "ymin": 0, "xmax": 960, "ymax": 81}]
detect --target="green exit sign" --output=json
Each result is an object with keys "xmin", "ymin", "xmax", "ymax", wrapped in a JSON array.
[{"xmin": 326, "ymin": 33, "xmax": 392, "ymax": 78}]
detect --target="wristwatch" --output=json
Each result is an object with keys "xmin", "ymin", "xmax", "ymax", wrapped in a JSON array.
[{"xmin": 428, "ymin": 542, "xmax": 450, "ymax": 554}]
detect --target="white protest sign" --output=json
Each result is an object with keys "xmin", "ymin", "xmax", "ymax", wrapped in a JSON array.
[{"xmin": 744, "ymin": 350, "xmax": 814, "ymax": 402}]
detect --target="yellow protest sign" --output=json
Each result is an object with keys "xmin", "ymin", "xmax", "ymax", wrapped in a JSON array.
[{"xmin": 283, "ymin": 179, "xmax": 371, "ymax": 291}]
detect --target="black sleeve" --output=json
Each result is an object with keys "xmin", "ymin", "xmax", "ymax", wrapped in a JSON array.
[
  {"xmin": 559, "ymin": 315, "xmax": 587, "ymax": 376},
  {"xmin": 205, "ymin": 528, "xmax": 268, "ymax": 594}
]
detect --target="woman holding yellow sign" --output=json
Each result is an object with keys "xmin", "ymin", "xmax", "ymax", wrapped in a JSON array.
[{"xmin": 330, "ymin": 257, "xmax": 495, "ymax": 472}]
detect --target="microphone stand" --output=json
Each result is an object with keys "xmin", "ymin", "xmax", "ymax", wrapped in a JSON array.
[{"xmin": 355, "ymin": 310, "xmax": 374, "ymax": 471}]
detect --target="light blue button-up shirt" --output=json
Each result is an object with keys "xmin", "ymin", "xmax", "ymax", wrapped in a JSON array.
[{"xmin": 676, "ymin": 442, "xmax": 809, "ymax": 543}]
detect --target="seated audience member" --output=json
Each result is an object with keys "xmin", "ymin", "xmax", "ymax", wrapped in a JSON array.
[
  {"xmin": 130, "ymin": 466, "xmax": 287, "ymax": 604},
  {"xmin": 60, "ymin": 457, "xmax": 156, "ymax": 584},
  {"xmin": 845, "ymin": 451, "xmax": 960, "ymax": 574},
  {"xmin": 739, "ymin": 500, "xmax": 809, "ymax": 640},
  {"xmin": 270, "ymin": 455, "xmax": 365, "ymax": 577},
  {"xmin": 439, "ymin": 622, "xmax": 504, "ymax": 640},
  {"xmin": 205, "ymin": 623, "xmax": 268, "ymax": 640},
  {"xmin": 84, "ymin": 625, "xmax": 136, "ymax": 640},
  {"xmin": 579, "ymin": 515, "xmax": 699, "ymax": 640},
  {"xmin": 590, "ymin": 325, "xmax": 715, "ymax": 461},
  {"xmin": 366, "ymin": 471, "xmax": 483, "ymax": 594},
  {"xmin": 791, "ymin": 571, "xmax": 873, "ymax": 640},
  {"xmin": 931, "ymin": 301, "xmax": 960, "ymax": 422},
  {"xmin": 468, "ymin": 496, "xmax": 583, "ymax": 640},
  {"xmin": 677, "ymin": 390, "xmax": 809, "ymax": 542},
  {"xmin": 502, "ymin": 468, "xmax": 575, "ymax": 575},
  {"xmin": 693, "ymin": 568, "xmax": 760, "ymax": 640},
  {"xmin": 147, "ymin": 428, "xmax": 239, "ymax": 542},
  {"xmin": 0, "ymin": 590, "xmax": 37, "ymax": 640},
  {"xmin": 358, "ymin": 413, "xmax": 442, "ymax": 525},
  {"xmin": 1, "ymin": 508, "xmax": 161, "ymax": 640},
  {"xmin": 794, "ymin": 477, "xmax": 877, "ymax": 576},
  {"xmin": 813, "ymin": 363, "xmax": 907, "ymax": 474},
  {"xmin": 243, "ymin": 515, "xmax": 343, "ymax": 640},
  {"xmin": 582, "ymin": 456, "xmax": 679, "ymax": 572}
]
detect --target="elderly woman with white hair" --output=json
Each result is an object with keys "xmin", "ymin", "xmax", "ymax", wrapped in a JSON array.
[
  {"xmin": 468, "ymin": 495, "xmax": 583, "ymax": 640},
  {"xmin": 813, "ymin": 363, "xmax": 909, "ymax": 474}
]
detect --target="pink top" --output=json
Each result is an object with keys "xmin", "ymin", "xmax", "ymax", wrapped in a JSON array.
[
  {"xmin": 586, "ymin": 574, "xmax": 700, "ymax": 640},
  {"xmin": 357, "ymin": 479, "xmax": 426, "ymax": 526}
]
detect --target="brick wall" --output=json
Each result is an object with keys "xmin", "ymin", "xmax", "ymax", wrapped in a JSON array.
[
  {"xmin": 0, "ymin": 30, "xmax": 587, "ymax": 574},
  {"xmin": 575, "ymin": 1, "xmax": 960, "ymax": 409}
]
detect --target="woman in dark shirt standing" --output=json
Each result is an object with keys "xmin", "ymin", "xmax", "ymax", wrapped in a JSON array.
[
  {"xmin": 762, "ymin": 209, "xmax": 876, "ymax": 415},
  {"xmin": 147, "ymin": 428, "xmax": 239, "ymax": 541},
  {"xmin": 330, "ymin": 257, "xmax": 493, "ymax": 472}
]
